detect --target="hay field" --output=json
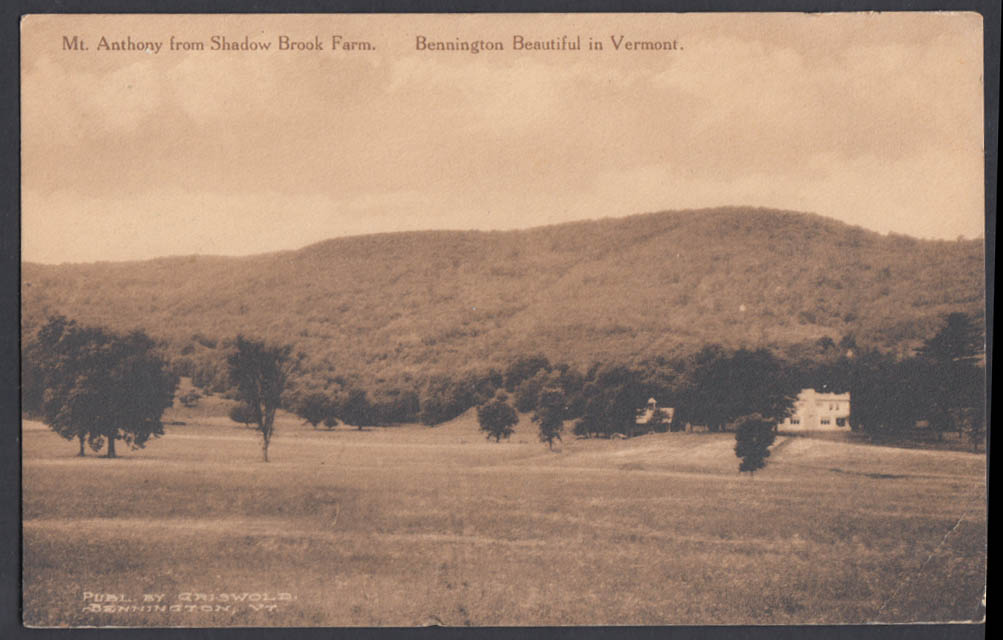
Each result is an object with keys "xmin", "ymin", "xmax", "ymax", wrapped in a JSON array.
[{"xmin": 22, "ymin": 404, "xmax": 986, "ymax": 627}]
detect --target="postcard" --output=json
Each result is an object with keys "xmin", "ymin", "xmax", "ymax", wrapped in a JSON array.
[{"xmin": 20, "ymin": 12, "xmax": 987, "ymax": 627}]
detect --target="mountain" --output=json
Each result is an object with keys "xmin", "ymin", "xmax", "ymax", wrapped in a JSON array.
[{"xmin": 21, "ymin": 207, "xmax": 986, "ymax": 386}]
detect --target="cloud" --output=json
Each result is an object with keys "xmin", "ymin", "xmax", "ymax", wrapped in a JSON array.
[
  {"xmin": 20, "ymin": 13, "xmax": 985, "ymax": 264},
  {"xmin": 165, "ymin": 54, "xmax": 283, "ymax": 125},
  {"xmin": 22, "ymin": 55, "xmax": 163, "ymax": 140},
  {"xmin": 386, "ymin": 55, "xmax": 566, "ymax": 136},
  {"xmin": 650, "ymin": 31, "xmax": 982, "ymax": 169},
  {"xmin": 584, "ymin": 147, "xmax": 985, "ymax": 240}
]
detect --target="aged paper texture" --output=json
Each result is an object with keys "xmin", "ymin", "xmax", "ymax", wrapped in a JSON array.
[{"xmin": 21, "ymin": 12, "xmax": 987, "ymax": 627}]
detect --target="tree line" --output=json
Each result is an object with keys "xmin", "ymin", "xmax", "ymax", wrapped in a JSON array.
[
  {"xmin": 22, "ymin": 312, "xmax": 986, "ymax": 461},
  {"xmin": 243, "ymin": 314, "xmax": 987, "ymax": 451}
]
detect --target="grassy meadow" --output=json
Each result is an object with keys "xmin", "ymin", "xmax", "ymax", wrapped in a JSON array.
[{"xmin": 22, "ymin": 396, "xmax": 986, "ymax": 627}]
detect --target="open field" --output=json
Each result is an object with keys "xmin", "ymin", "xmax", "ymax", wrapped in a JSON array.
[{"xmin": 22, "ymin": 404, "xmax": 986, "ymax": 627}]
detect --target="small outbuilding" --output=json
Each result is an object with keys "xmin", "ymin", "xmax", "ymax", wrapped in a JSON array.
[{"xmin": 636, "ymin": 398, "xmax": 676, "ymax": 432}]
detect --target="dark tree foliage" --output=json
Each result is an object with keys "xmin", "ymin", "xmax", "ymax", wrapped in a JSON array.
[
  {"xmin": 288, "ymin": 383, "xmax": 420, "ymax": 428},
  {"xmin": 846, "ymin": 315, "xmax": 985, "ymax": 442},
  {"xmin": 472, "ymin": 369, "xmax": 504, "ymax": 405},
  {"xmin": 734, "ymin": 414, "xmax": 777, "ymax": 475},
  {"xmin": 514, "ymin": 372, "xmax": 546, "ymax": 413},
  {"xmin": 417, "ymin": 377, "xmax": 455, "ymax": 426},
  {"xmin": 724, "ymin": 348, "xmax": 797, "ymax": 425},
  {"xmin": 503, "ymin": 354, "xmax": 550, "ymax": 391},
  {"xmin": 229, "ymin": 402, "xmax": 258, "ymax": 427},
  {"xmin": 32, "ymin": 316, "xmax": 178, "ymax": 458},
  {"xmin": 418, "ymin": 393, "xmax": 453, "ymax": 426},
  {"xmin": 21, "ymin": 337, "xmax": 48, "ymax": 418},
  {"xmin": 533, "ymin": 387, "xmax": 566, "ymax": 449},
  {"xmin": 594, "ymin": 365, "xmax": 648, "ymax": 437},
  {"xmin": 957, "ymin": 407, "xmax": 987, "ymax": 452},
  {"xmin": 676, "ymin": 346, "xmax": 797, "ymax": 432},
  {"xmin": 637, "ymin": 358, "xmax": 683, "ymax": 403},
  {"xmin": 799, "ymin": 357, "xmax": 854, "ymax": 396},
  {"xmin": 674, "ymin": 345, "xmax": 730, "ymax": 431},
  {"xmin": 340, "ymin": 388, "xmax": 376, "ymax": 428},
  {"xmin": 571, "ymin": 417, "xmax": 593, "ymax": 438},
  {"xmin": 563, "ymin": 391, "xmax": 588, "ymax": 422},
  {"xmin": 918, "ymin": 312, "xmax": 983, "ymax": 366},
  {"xmin": 848, "ymin": 350, "xmax": 928, "ymax": 435},
  {"xmin": 572, "ymin": 395, "xmax": 599, "ymax": 440},
  {"xmin": 418, "ymin": 374, "xmax": 486, "ymax": 426},
  {"xmin": 227, "ymin": 335, "xmax": 291, "ymax": 462},
  {"xmin": 294, "ymin": 391, "xmax": 330, "ymax": 428},
  {"xmin": 791, "ymin": 333, "xmax": 858, "ymax": 396},
  {"xmin": 370, "ymin": 389, "xmax": 421, "ymax": 425},
  {"xmin": 838, "ymin": 333, "xmax": 858, "ymax": 354},
  {"xmin": 572, "ymin": 381, "xmax": 603, "ymax": 438},
  {"xmin": 477, "ymin": 393, "xmax": 519, "ymax": 442},
  {"xmin": 552, "ymin": 364, "xmax": 586, "ymax": 412},
  {"xmin": 915, "ymin": 312, "xmax": 985, "ymax": 438},
  {"xmin": 571, "ymin": 367, "xmax": 648, "ymax": 438}
]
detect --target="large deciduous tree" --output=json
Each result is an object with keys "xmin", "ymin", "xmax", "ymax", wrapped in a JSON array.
[
  {"xmin": 477, "ymin": 391, "xmax": 519, "ymax": 442},
  {"xmin": 31, "ymin": 316, "xmax": 178, "ymax": 458},
  {"xmin": 533, "ymin": 387, "xmax": 566, "ymax": 450},
  {"xmin": 854, "ymin": 352, "xmax": 928, "ymax": 436},
  {"xmin": 677, "ymin": 346, "xmax": 797, "ymax": 432},
  {"xmin": 570, "ymin": 366, "xmax": 647, "ymax": 438},
  {"xmin": 227, "ymin": 336, "xmax": 291, "ymax": 462}
]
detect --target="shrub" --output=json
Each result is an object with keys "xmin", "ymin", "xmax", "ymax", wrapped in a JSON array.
[
  {"xmin": 179, "ymin": 389, "xmax": 202, "ymax": 408},
  {"xmin": 229, "ymin": 402, "xmax": 258, "ymax": 427}
]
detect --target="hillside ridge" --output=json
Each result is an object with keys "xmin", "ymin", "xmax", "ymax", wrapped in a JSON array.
[{"xmin": 22, "ymin": 207, "xmax": 985, "ymax": 386}]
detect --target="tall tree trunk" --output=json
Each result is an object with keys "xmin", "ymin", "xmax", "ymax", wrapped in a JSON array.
[
  {"xmin": 105, "ymin": 435, "xmax": 117, "ymax": 458},
  {"xmin": 77, "ymin": 433, "xmax": 86, "ymax": 457}
]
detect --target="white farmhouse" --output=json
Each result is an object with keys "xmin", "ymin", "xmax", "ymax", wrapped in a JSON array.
[{"xmin": 777, "ymin": 389, "xmax": 851, "ymax": 431}]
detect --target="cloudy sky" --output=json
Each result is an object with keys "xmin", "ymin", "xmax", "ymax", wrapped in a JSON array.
[{"xmin": 22, "ymin": 13, "xmax": 984, "ymax": 264}]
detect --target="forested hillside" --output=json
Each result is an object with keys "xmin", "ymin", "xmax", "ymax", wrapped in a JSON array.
[{"xmin": 22, "ymin": 207, "xmax": 985, "ymax": 389}]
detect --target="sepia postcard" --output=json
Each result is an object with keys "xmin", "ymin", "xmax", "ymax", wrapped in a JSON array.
[{"xmin": 19, "ymin": 12, "xmax": 989, "ymax": 628}]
